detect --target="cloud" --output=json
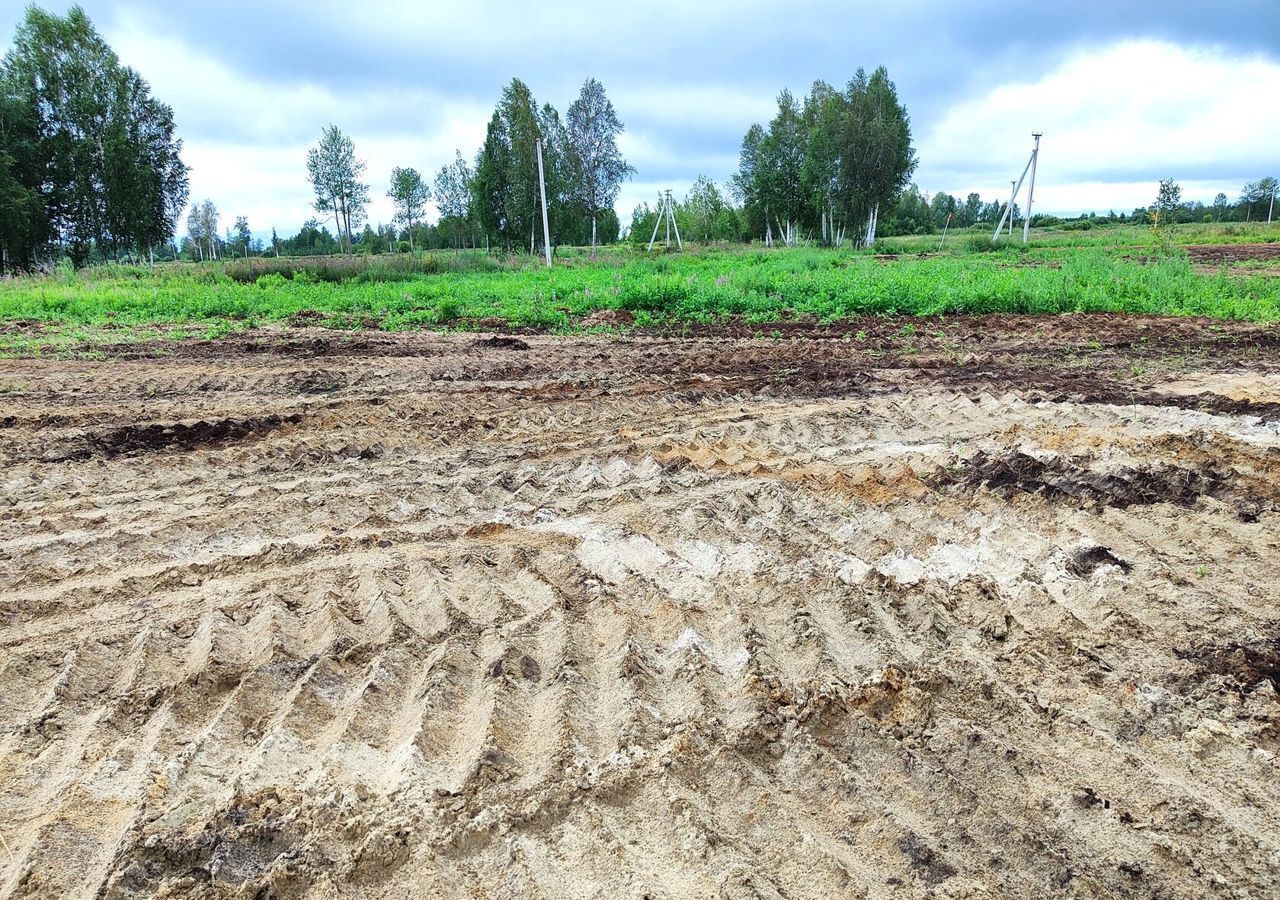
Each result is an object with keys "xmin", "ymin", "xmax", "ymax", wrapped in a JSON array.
[
  {"xmin": 6, "ymin": 2, "xmax": 1276, "ymax": 235},
  {"xmin": 919, "ymin": 41, "xmax": 1280, "ymax": 212}
]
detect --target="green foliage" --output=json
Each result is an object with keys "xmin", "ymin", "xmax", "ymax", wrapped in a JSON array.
[
  {"xmin": 307, "ymin": 125, "xmax": 368, "ymax": 254},
  {"xmin": 4, "ymin": 224, "xmax": 1280, "ymax": 355},
  {"xmin": 735, "ymin": 67, "xmax": 915, "ymax": 247},
  {"xmin": 2, "ymin": 5, "xmax": 189, "ymax": 269},
  {"xmin": 1153, "ymin": 178, "xmax": 1183, "ymax": 227}
]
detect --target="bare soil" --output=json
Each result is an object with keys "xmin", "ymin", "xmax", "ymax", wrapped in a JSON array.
[
  {"xmin": 1186, "ymin": 243, "xmax": 1280, "ymax": 265},
  {"xmin": 2, "ymin": 315, "xmax": 1279, "ymax": 898}
]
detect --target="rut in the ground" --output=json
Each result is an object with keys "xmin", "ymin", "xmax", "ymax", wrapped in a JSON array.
[{"xmin": 1, "ymin": 332, "xmax": 1278, "ymax": 899}]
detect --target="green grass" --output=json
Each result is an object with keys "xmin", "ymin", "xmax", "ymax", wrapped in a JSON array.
[{"xmin": 3, "ymin": 222, "xmax": 1279, "ymax": 354}]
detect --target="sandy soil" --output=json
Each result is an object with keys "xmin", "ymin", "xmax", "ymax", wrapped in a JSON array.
[{"xmin": 2, "ymin": 315, "xmax": 1279, "ymax": 899}]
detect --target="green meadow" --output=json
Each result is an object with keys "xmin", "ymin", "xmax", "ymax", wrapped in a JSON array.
[{"xmin": 3, "ymin": 223, "xmax": 1278, "ymax": 355}]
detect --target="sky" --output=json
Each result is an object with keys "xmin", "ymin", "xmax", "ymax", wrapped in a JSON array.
[{"xmin": 3, "ymin": 1, "xmax": 1278, "ymax": 239}]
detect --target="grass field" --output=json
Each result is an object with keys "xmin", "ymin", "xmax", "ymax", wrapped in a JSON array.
[{"xmin": 3, "ymin": 222, "xmax": 1279, "ymax": 355}]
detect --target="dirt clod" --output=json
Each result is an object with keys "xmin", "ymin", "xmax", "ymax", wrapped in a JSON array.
[{"xmin": 1067, "ymin": 546, "xmax": 1132, "ymax": 577}]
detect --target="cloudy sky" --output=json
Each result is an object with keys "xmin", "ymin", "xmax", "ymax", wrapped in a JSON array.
[{"xmin": 4, "ymin": 1, "xmax": 1278, "ymax": 238}]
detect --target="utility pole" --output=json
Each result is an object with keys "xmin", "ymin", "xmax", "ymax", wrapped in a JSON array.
[
  {"xmin": 536, "ymin": 139, "xmax": 552, "ymax": 268},
  {"xmin": 1022, "ymin": 132, "xmax": 1042, "ymax": 244},
  {"xmin": 535, "ymin": 136, "xmax": 550, "ymax": 263},
  {"xmin": 992, "ymin": 134, "xmax": 1042, "ymax": 242},
  {"xmin": 647, "ymin": 190, "xmax": 683, "ymax": 252},
  {"xmin": 1008, "ymin": 181, "xmax": 1016, "ymax": 237}
]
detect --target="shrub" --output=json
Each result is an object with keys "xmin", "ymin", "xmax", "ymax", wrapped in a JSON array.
[
  {"xmin": 435, "ymin": 298, "xmax": 462, "ymax": 322},
  {"xmin": 964, "ymin": 234, "xmax": 1004, "ymax": 252}
]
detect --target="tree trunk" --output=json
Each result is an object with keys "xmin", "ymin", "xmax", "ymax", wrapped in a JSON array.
[{"xmin": 591, "ymin": 214, "xmax": 597, "ymax": 257}]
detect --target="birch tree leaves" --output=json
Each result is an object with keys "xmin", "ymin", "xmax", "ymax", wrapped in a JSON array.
[
  {"xmin": 737, "ymin": 67, "xmax": 915, "ymax": 247},
  {"xmin": 567, "ymin": 78, "xmax": 634, "ymax": 253},
  {"xmin": 307, "ymin": 125, "xmax": 369, "ymax": 255},
  {"xmin": 1, "ymin": 5, "xmax": 189, "ymax": 268}
]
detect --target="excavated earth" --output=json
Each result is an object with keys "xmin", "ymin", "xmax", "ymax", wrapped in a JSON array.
[{"xmin": 2, "ymin": 314, "xmax": 1279, "ymax": 899}]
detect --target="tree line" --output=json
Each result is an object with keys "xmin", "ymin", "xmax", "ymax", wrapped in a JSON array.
[
  {"xmin": 261, "ymin": 76, "xmax": 634, "ymax": 259},
  {"xmin": 6, "ymin": 5, "xmax": 1277, "ymax": 273},
  {"xmin": 0, "ymin": 5, "xmax": 189, "ymax": 273}
]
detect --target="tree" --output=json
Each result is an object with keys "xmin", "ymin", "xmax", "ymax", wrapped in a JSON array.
[
  {"xmin": 929, "ymin": 191, "xmax": 958, "ymax": 231},
  {"xmin": 760, "ymin": 89, "xmax": 805, "ymax": 245},
  {"xmin": 0, "ymin": 74, "xmax": 47, "ymax": 272},
  {"xmin": 1152, "ymin": 178, "xmax": 1182, "ymax": 226},
  {"xmin": 200, "ymin": 200, "xmax": 219, "ymax": 259},
  {"xmin": 306, "ymin": 125, "xmax": 368, "ymax": 254},
  {"xmin": 434, "ymin": 150, "xmax": 473, "ymax": 248},
  {"xmin": 387, "ymin": 166, "xmax": 429, "ymax": 251},
  {"xmin": 838, "ymin": 67, "xmax": 916, "ymax": 246},
  {"xmin": 800, "ymin": 80, "xmax": 846, "ymax": 244},
  {"xmin": 2, "ymin": 5, "xmax": 188, "ymax": 267},
  {"xmin": 1239, "ymin": 181, "xmax": 1262, "ymax": 222},
  {"xmin": 565, "ymin": 78, "xmax": 633, "ymax": 254},
  {"xmin": 683, "ymin": 176, "xmax": 729, "ymax": 242},
  {"xmin": 961, "ymin": 192, "xmax": 982, "ymax": 227},
  {"xmin": 232, "ymin": 215, "xmax": 251, "ymax": 257},
  {"xmin": 1259, "ymin": 176, "xmax": 1278, "ymax": 224},
  {"xmin": 185, "ymin": 199, "xmax": 219, "ymax": 260},
  {"xmin": 735, "ymin": 66, "xmax": 914, "ymax": 249},
  {"xmin": 733, "ymin": 123, "xmax": 768, "ymax": 242},
  {"xmin": 1212, "ymin": 192, "xmax": 1229, "ymax": 222},
  {"xmin": 472, "ymin": 79, "xmax": 551, "ymax": 252}
]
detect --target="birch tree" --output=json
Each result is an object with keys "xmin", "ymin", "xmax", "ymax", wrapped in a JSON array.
[
  {"xmin": 566, "ymin": 78, "xmax": 633, "ymax": 254},
  {"xmin": 434, "ymin": 150, "xmax": 473, "ymax": 248},
  {"xmin": 3, "ymin": 5, "xmax": 188, "ymax": 266},
  {"xmin": 306, "ymin": 125, "xmax": 368, "ymax": 254},
  {"xmin": 387, "ymin": 166, "xmax": 429, "ymax": 251}
]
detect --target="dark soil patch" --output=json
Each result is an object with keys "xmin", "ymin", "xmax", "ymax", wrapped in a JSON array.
[
  {"xmin": 1067, "ymin": 546, "xmax": 1132, "ymax": 577},
  {"xmin": 1187, "ymin": 243, "xmax": 1280, "ymax": 265},
  {"xmin": 472, "ymin": 336, "xmax": 530, "ymax": 351},
  {"xmin": 935, "ymin": 451, "xmax": 1243, "ymax": 512},
  {"xmin": 1177, "ymin": 637, "xmax": 1280, "ymax": 693},
  {"xmin": 47, "ymin": 413, "xmax": 304, "ymax": 461}
]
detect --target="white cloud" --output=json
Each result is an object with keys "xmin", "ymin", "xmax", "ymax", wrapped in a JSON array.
[
  {"xmin": 94, "ymin": 14, "xmax": 1280, "ymax": 236},
  {"xmin": 919, "ymin": 40, "xmax": 1280, "ymax": 212}
]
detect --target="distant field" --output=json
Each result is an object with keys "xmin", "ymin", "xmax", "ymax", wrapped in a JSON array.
[{"xmin": 2, "ymin": 222, "xmax": 1279, "ymax": 355}]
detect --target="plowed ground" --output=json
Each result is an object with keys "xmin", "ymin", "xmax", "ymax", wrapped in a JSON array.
[{"xmin": 2, "ymin": 314, "xmax": 1279, "ymax": 899}]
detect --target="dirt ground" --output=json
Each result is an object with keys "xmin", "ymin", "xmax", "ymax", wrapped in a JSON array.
[{"xmin": 2, "ymin": 314, "xmax": 1279, "ymax": 899}]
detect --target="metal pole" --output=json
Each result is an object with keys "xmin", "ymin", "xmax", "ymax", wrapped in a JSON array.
[
  {"xmin": 670, "ymin": 191, "xmax": 683, "ymax": 250},
  {"xmin": 1008, "ymin": 181, "xmax": 1016, "ymax": 236},
  {"xmin": 535, "ymin": 139, "xmax": 552, "ymax": 268},
  {"xmin": 647, "ymin": 193, "xmax": 663, "ymax": 251},
  {"xmin": 1022, "ymin": 133, "xmax": 1041, "ymax": 244},
  {"xmin": 992, "ymin": 151, "xmax": 1035, "ymax": 241}
]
